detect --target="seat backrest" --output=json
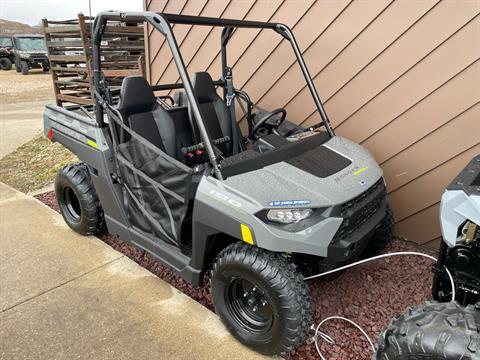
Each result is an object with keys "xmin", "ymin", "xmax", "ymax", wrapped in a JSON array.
[
  {"xmin": 117, "ymin": 77, "xmax": 177, "ymax": 159},
  {"xmin": 190, "ymin": 72, "xmax": 233, "ymax": 155}
]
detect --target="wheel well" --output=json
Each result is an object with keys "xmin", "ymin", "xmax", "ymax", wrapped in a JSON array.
[{"xmin": 204, "ymin": 233, "xmax": 238, "ymax": 266}]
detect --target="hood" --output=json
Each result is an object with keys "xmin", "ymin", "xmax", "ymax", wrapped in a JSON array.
[{"xmin": 223, "ymin": 136, "xmax": 383, "ymax": 209}]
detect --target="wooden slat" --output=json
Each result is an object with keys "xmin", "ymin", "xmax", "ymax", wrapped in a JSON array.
[
  {"xmin": 101, "ymin": 61, "xmax": 141, "ymax": 67},
  {"xmin": 44, "ymin": 12, "xmax": 145, "ymax": 107},
  {"xmin": 102, "ymin": 40, "xmax": 144, "ymax": 47},
  {"xmin": 44, "ymin": 25, "xmax": 80, "ymax": 33},
  {"xmin": 100, "ymin": 55, "xmax": 142, "ymax": 62},
  {"xmin": 50, "ymin": 66, "xmax": 87, "ymax": 73},
  {"xmin": 57, "ymin": 94, "xmax": 94, "ymax": 105},
  {"xmin": 54, "ymin": 80, "xmax": 90, "ymax": 88},
  {"xmin": 104, "ymin": 25, "xmax": 144, "ymax": 34},
  {"xmin": 103, "ymin": 69, "xmax": 142, "ymax": 77},
  {"xmin": 49, "ymin": 54, "xmax": 86, "ymax": 62},
  {"xmin": 42, "ymin": 18, "xmax": 62, "ymax": 107},
  {"xmin": 47, "ymin": 40, "xmax": 83, "ymax": 48}
]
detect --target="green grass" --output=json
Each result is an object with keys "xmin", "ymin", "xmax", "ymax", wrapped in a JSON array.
[{"xmin": 0, "ymin": 135, "xmax": 78, "ymax": 193}]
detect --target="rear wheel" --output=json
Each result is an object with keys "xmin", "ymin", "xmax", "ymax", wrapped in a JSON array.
[
  {"xmin": 0, "ymin": 57, "xmax": 12, "ymax": 70},
  {"xmin": 211, "ymin": 242, "xmax": 312, "ymax": 355},
  {"xmin": 20, "ymin": 61, "xmax": 29, "ymax": 75},
  {"xmin": 375, "ymin": 301, "xmax": 480, "ymax": 360},
  {"xmin": 55, "ymin": 163, "xmax": 105, "ymax": 235}
]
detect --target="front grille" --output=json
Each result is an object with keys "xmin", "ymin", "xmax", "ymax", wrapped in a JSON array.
[
  {"xmin": 29, "ymin": 55, "xmax": 48, "ymax": 62},
  {"xmin": 335, "ymin": 178, "xmax": 385, "ymax": 240}
]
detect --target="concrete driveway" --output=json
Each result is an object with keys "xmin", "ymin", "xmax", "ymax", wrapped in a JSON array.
[
  {"xmin": 0, "ymin": 71, "xmax": 54, "ymax": 159},
  {"xmin": 0, "ymin": 100, "xmax": 49, "ymax": 158},
  {"xmin": 0, "ymin": 183, "xmax": 269, "ymax": 360}
]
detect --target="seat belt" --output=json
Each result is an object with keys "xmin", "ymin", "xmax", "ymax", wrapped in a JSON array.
[{"xmin": 224, "ymin": 67, "xmax": 241, "ymax": 154}]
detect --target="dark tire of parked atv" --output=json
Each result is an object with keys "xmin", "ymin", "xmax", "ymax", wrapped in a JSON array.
[
  {"xmin": 42, "ymin": 64, "xmax": 50, "ymax": 72},
  {"xmin": 20, "ymin": 61, "xmax": 29, "ymax": 75},
  {"xmin": 211, "ymin": 242, "xmax": 313, "ymax": 355},
  {"xmin": 55, "ymin": 163, "xmax": 106, "ymax": 236},
  {"xmin": 374, "ymin": 301, "xmax": 480, "ymax": 360},
  {"xmin": 364, "ymin": 205, "xmax": 395, "ymax": 256},
  {"xmin": 14, "ymin": 58, "xmax": 21, "ymax": 72},
  {"xmin": 0, "ymin": 57, "xmax": 12, "ymax": 70}
]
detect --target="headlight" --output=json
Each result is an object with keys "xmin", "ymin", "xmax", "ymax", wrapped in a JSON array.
[{"xmin": 267, "ymin": 208, "xmax": 313, "ymax": 224}]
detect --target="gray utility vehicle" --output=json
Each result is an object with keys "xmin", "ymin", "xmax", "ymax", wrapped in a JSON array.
[
  {"xmin": 12, "ymin": 34, "xmax": 49, "ymax": 75},
  {"xmin": 0, "ymin": 35, "xmax": 15, "ymax": 70},
  {"xmin": 44, "ymin": 12, "xmax": 393, "ymax": 355},
  {"xmin": 375, "ymin": 155, "xmax": 480, "ymax": 360}
]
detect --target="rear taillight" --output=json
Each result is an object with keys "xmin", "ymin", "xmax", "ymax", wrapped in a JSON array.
[{"xmin": 47, "ymin": 129, "xmax": 53, "ymax": 140}]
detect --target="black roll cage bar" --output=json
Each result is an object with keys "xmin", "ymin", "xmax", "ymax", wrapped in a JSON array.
[{"xmin": 92, "ymin": 11, "xmax": 335, "ymax": 180}]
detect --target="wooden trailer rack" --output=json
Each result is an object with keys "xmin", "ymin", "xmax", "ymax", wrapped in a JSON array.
[{"xmin": 42, "ymin": 14, "xmax": 145, "ymax": 108}]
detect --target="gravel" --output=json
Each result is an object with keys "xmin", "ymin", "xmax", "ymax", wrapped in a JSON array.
[
  {"xmin": 36, "ymin": 190, "xmax": 437, "ymax": 359},
  {"xmin": 0, "ymin": 70, "xmax": 54, "ymax": 104}
]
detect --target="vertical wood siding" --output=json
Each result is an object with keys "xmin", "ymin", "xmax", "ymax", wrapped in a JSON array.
[{"xmin": 145, "ymin": 0, "xmax": 480, "ymax": 245}]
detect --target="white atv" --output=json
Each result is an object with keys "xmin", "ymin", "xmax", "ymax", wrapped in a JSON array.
[{"xmin": 375, "ymin": 155, "xmax": 480, "ymax": 359}]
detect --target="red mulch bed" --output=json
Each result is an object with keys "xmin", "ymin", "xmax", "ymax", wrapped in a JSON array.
[{"xmin": 36, "ymin": 191, "xmax": 437, "ymax": 360}]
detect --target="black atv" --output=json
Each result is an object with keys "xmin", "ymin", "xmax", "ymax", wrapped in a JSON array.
[
  {"xmin": 0, "ymin": 35, "xmax": 15, "ymax": 70},
  {"xmin": 375, "ymin": 155, "xmax": 480, "ymax": 360}
]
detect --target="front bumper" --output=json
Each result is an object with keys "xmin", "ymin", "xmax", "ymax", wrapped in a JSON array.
[
  {"xmin": 25, "ymin": 55, "xmax": 49, "ymax": 66},
  {"xmin": 327, "ymin": 178, "xmax": 387, "ymax": 262}
]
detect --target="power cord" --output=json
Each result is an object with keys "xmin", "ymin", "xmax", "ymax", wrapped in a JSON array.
[{"xmin": 304, "ymin": 251, "xmax": 456, "ymax": 360}]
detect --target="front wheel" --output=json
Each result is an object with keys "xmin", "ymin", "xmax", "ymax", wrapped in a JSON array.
[
  {"xmin": 374, "ymin": 301, "xmax": 480, "ymax": 359},
  {"xmin": 211, "ymin": 242, "xmax": 313, "ymax": 355},
  {"xmin": 14, "ymin": 57, "xmax": 21, "ymax": 72},
  {"xmin": 20, "ymin": 61, "xmax": 29, "ymax": 75},
  {"xmin": 55, "ymin": 163, "xmax": 105, "ymax": 235}
]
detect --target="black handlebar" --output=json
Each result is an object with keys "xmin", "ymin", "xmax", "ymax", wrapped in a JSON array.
[{"xmin": 182, "ymin": 136, "xmax": 230, "ymax": 155}]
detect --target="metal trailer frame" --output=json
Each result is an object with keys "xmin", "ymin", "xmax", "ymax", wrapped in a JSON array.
[{"xmin": 91, "ymin": 11, "xmax": 335, "ymax": 181}]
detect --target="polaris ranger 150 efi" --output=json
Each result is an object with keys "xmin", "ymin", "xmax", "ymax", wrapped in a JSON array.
[{"xmin": 44, "ymin": 12, "xmax": 393, "ymax": 355}]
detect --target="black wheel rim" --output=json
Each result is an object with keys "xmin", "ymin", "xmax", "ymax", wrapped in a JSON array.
[
  {"xmin": 225, "ymin": 278, "xmax": 273, "ymax": 334},
  {"xmin": 63, "ymin": 186, "xmax": 81, "ymax": 222}
]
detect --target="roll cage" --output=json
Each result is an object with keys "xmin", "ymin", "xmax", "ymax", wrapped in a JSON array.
[{"xmin": 92, "ymin": 11, "xmax": 335, "ymax": 180}]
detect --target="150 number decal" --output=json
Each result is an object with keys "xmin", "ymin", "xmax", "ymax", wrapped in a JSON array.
[{"xmin": 209, "ymin": 190, "xmax": 242, "ymax": 208}]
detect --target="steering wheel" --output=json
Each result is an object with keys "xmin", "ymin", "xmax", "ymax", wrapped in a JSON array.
[{"xmin": 250, "ymin": 108, "xmax": 287, "ymax": 140}]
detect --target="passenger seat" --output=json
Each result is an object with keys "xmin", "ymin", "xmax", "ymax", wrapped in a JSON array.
[{"xmin": 117, "ymin": 76, "xmax": 178, "ymax": 160}]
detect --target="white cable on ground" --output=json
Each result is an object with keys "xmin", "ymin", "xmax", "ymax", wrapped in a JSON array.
[
  {"xmin": 305, "ymin": 251, "xmax": 456, "ymax": 360},
  {"xmin": 314, "ymin": 316, "xmax": 376, "ymax": 360}
]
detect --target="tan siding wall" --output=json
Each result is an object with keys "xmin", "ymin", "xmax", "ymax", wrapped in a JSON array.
[{"xmin": 145, "ymin": 0, "xmax": 480, "ymax": 245}]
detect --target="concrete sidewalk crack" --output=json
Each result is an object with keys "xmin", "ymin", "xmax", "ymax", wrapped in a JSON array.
[{"xmin": 1, "ymin": 256, "xmax": 123, "ymax": 314}]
